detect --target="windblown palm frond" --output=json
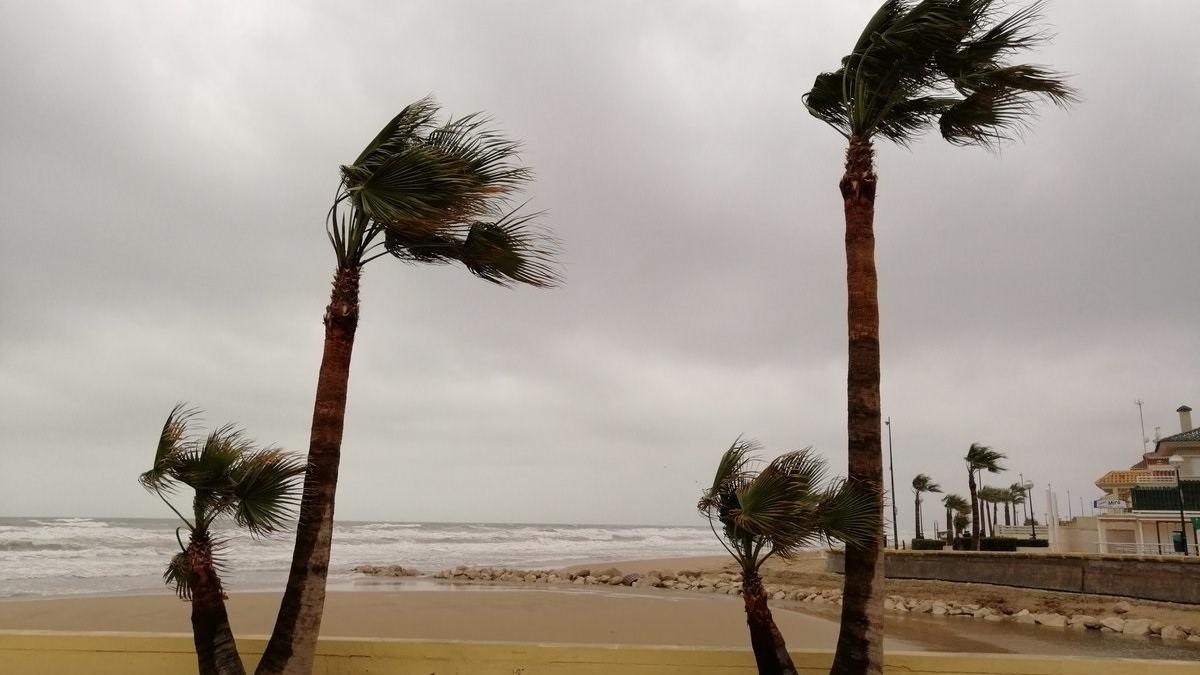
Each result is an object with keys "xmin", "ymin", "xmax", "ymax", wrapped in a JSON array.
[
  {"xmin": 139, "ymin": 403, "xmax": 200, "ymax": 492},
  {"xmin": 164, "ymin": 550, "xmax": 193, "ymax": 600},
  {"xmin": 911, "ymin": 473, "xmax": 941, "ymax": 494},
  {"xmin": 700, "ymin": 440, "xmax": 877, "ymax": 571},
  {"xmin": 1008, "ymin": 483, "xmax": 1027, "ymax": 503},
  {"xmin": 942, "ymin": 493, "xmax": 970, "ymax": 513},
  {"xmin": 230, "ymin": 449, "xmax": 306, "ymax": 537},
  {"xmin": 965, "ymin": 442, "xmax": 1006, "ymax": 473},
  {"xmin": 327, "ymin": 97, "xmax": 560, "ymax": 286},
  {"xmin": 804, "ymin": 0, "xmax": 1077, "ymax": 148}
]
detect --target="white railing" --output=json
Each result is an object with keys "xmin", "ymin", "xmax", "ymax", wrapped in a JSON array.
[
  {"xmin": 1102, "ymin": 542, "xmax": 1200, "ymax": 555},
  {"xmin": 1134, "ymin": 473, "xmax": 1179, "ymax": 487},
  {"xmin": 993, "ymin": 525, "xmax": 1048, "ymax": 539}
]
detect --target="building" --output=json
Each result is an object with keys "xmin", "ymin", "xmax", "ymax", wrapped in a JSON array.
[{"xmin": 1092, "ymin": 405, "xmax": 1200, "ymax": 555}]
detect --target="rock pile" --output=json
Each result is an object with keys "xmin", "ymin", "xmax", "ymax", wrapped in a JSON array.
[
  {"xmin": 358, "ymin": 565, "xmax": 1200, "ymax": 643},
  {"xmin": 352, "ymin": 564, "xmax": 420, "ymax": 577}
]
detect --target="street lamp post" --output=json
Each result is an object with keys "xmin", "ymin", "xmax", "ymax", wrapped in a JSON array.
[
  {"xmin": 1169, "ymin": 455, "xmax": 1189, "ymax": 556},
  {"xmin": 1021, "ymin": 480, "xmax": 1036, "ymax": 540},
  {"xmin": 886, "ymin": 417, "xmax": 899, "ymax": 550}
]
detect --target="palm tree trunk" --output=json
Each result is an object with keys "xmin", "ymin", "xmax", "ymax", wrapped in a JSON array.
[
  {"xmin": 945, "ymin": 507, "xmax": 952, "ymax": 543},
  {"xmin": 914, "ymin": 494, "xmax": 922, "ymax": 540},
  {"xmin": 742, "ymin": 571, "xmax": 797, "ymax": 675},
  {"xmin": 258, "ymin": 267, "xmax": 361, "ymax": 675},
  {"xmin": 830, "ymin": 136, "xmax": 884, "ymax": 675},
  {"xmin": 189, "ymin": 539, "xmax": 246, "ymax": 675},
  {"xmin": 968, "ymin": 470, "xmax": 980, "ymax": 550},
  {"xmin": 1004, "ymin": 501, "xmax": 1011, "ymax": 527}
]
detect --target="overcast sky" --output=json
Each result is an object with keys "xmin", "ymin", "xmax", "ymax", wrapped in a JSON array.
[{"xmin": 1, "ymin": 1, "xmax": 1197, "ymax": 531}]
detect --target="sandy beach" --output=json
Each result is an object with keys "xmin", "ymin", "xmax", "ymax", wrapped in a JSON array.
[{"xmin": 3, "ymin": 554, "xmax": 1199, "ymax": 662}]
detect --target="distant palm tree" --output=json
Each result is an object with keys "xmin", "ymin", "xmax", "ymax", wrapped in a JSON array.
[
  {"xmin": 699, "ymin": 438, "xmax": 876, "ymax": 675},
  {"xmin": 139, "ymin": 405, "xmax": 305, "ymax": 675},
  {"xmin": 941, "ymin": 493, "xmax": 969, "ymax": 543},
  {"xmin": 1006, "ymin": 483, "xmax": 1026, "ymax": 526},
  {"xmin": 911, "ymin": 474, "xmax": 941, "ymax": 540},
  {"xmin": 965, "ymin": 444, "xmax": 1006, "ymax": 549},
  {"xmin": 803, "ymin": 2, "xmax": 1074, "ymax": 669},
  {"xmin": 977, "ymin": 486, "xmax": 1008, "ymax": 537},
  {"xmin": 259, "ymin": 98, "xmax": 558, "ymax": 675},
  {"xmin": 953, "ymin": 512, "xmax": 971, "ymax": 542}
]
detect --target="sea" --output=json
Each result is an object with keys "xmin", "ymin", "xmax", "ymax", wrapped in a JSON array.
[{"xmin": 0, "ymin": 517, "xmax": 723, "ymax": 599}]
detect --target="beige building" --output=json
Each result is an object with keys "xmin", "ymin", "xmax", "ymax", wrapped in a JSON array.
[{"xmin": 1091, "ymin": 405, "xmax": 1199, "ymax": 555}]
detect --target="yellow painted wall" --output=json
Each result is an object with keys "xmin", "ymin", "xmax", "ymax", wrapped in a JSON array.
[{"xmin": 3, "ymin": 632, "xmax": 1199, "ymax": 675}]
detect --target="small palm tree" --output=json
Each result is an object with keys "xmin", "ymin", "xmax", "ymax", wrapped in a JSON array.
[
  {"xmin": 802, "ymin": 3, "xmax": 1075, "ymax": 670},
  {"xmin": 941, "ymin": 493, "xmax": 969, "ymax": 543},
  {"xmin": 953, "ymin": 512, "xmax": 972, "ymax": 543},
  {"xmin": 965, "ymin": 443, "xmax": 1006, "ymax": 549},
  {"xmin": 139, "ymin": 405, "xmax": 305, "ymax": 675},
  {"xmin": 910, "ymin": 474, "xmax": 941, "ymax": 540},
  {"xmin": 699, "ymin": 438, "xmax": 876, "ymax": 675},
  {"xmin": 261, "ymin": 97, "xmax": 558, "ymax": 674}
]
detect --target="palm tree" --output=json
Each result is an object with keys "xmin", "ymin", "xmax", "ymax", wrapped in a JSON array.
[
  {"xmin": 910, "ymin": 474, "xmax": 941, "ymax": 540},
  {"xmin": 258, "ymin": 98, "xmax": 558, "ymax": 675},
  {"xmin": 1006, "ymin": 483, "xmax": 1026, "ymax": 526},
  {"xmin": 977, "ymin": 485, "xmax": 1008, "ymax": 537},
  {"xmin": 699, "ymin": 438, "xmax": 876, "ymax": 675},
  {"xmin": 802, "ymin": 3, "xmax": 1074, "ymax": 670},
  {"xmin": 941, "ymin": 493, "xmax": 969, "ymax": 543},
  {"xmin": 965, "ymin": 443, "xmax": 1006, "ymax": 549},
  {"xmin": 952, "ymin": 512, "xmax": 971, "ymax": 543},
  {"xmin": 139, "ymin": 405, "xmax": 305, "ymax": 675}
]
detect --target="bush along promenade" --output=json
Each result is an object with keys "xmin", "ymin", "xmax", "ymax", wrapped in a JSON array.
[{"xmin": 352, "ymin": 563, "xmax": 1200, "ymax": 645}]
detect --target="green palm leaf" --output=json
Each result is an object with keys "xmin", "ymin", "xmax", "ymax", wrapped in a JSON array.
[{"xmin": 230, "ymin": 449, "xmax": 307, "ymax": 537}]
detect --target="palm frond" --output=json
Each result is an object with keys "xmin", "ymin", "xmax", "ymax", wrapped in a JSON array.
[
  {"xmin": 230, "ymin": 448, "xmax": 306, "ymax": 537},
  {"xmin": 139, "ymin": 403, "xmax": 200, "ymax": 492},
  {"xmin": 699, "ymin": 437, "xmax": 758, "ymax": 510},
  {"xmin": 806, "ymin": 0, "xmax": 1075, "ymax": 147},
  {"xmin": 815, "ymin": 478, "xmax": 880, "ymax": 547},
  {"xmin": 351, "ymin": 95, "xmax": 441, "ymax": 169},
  {"xmin": 164, "ymin": 550, "xmax": 193, "ymax": 600},
  {"xmin": 942, "ymin": 492, "xmax": 970, "ymax": 512},
  {"xmin": 912, "ymin": 473, "xmax": 941, "ymax": 493},
  {"xmin": 965, "ymin": 442, "xmax": 1007, "ymax": 472},
  {"xmin": 458, "ymin": 209, "xmax": 560, "ymax": 288}
]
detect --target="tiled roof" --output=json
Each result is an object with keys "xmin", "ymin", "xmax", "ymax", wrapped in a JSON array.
[{"xmin": 1159, "ymin": 427, "xmax": 1200, "ymax": 443}]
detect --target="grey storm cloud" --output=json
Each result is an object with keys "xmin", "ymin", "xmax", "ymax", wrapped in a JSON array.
[{"xmin": 1, "ymin": 1, "xmax": 1197, "ymax": 530}]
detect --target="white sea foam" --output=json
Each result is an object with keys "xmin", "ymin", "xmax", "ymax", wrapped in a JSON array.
[{"xmin": 0, "ymin": 518, "xmax": 722, "ymax": 598}]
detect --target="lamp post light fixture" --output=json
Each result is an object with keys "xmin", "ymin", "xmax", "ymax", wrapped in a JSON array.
[
  {"xmin": 1021, "ymin": 480, "xmax": 1036, "ymax": 540},
  {"xmin": 1168, "ymin": 455, "xmax": 1189, "ymax": 556}
]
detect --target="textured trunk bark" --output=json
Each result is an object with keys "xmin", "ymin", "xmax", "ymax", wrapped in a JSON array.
[
  {"xmin": 968, "ymin": 470, "xmax": 980, "ymax": 550},
  {"xmin": 829, "ymin": 137, "xmax": 885, "ymax": 675},
  {"xmin": 914, "ymin": 495, "xmax": 922, "ymax": 540},
  {"xmin": 1005, "ymin": 502, "xmax": 1011, "ymax": 526},
  {"xmin": 257, "ymin": 267, "xmax": 361, "ymax": 675},
  {"xmin": 189, "ymin": 538, "xmax": 246, "ymax": 675},
  {"xmin": 945, "ymin": 507, "xmax": 952, "ymax": 543},
  {"xmin": 742, "ymin": 571, "xmax": 798, "ymax": 675}
]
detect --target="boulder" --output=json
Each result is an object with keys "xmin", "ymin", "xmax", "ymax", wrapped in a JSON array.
[
  {"xmin": 1160, "ymin": 625, "xmax": 1188, "ymax": 640},
  {"xmin": 1122, "ymin": 619, "xmax": 1152, "ymax": 637},
  {"xmin": 621, "ymin": 573, "xmax": 640, "ymax": 585},
  {"xmin": 1033, "ymin": 613, "xmax": 1067, "ymax": 628},
  {"xmin": 1068, "ymin": 615, "xmax": 1099, "ymax": 629},
  {"xmin": 574, "ymin": 569, "xmax": 591, "ymax": 578},
  {"xmin": 599, "ymin": 568, "xmax": 622, "ymax": 578},
  {"xmin": 984, "ymin": 614, "xmax": 1004, "ymax": 623},
  {"xmin": 1113, "ymin": 601, "xmax": 1133, "ymax": 614},
  {"xmin": 607, "ymin": 575, "xmax": 624, "ymax": 586},
  {"xmin": 1100, "ymin": 617, "xmax": 1125, "ymax": 632}
]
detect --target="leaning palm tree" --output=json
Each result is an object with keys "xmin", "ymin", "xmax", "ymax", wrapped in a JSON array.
[
  {"xmin": 802, "ymin": 3, "xmax": 1074, "ymax": 671},
  {"xmin": 139, "ymin": 405, "xmax": 306, "ymax": 675},
  {"xmin": 965, "ymin": 443, "xmax": 1006, "ymax": 549},
  {"xmin": 258, "ymin": 98, "xmax": 558, "ymax": 674},
  {"xmin": 911, "ymin": 474, "xmax": 941, "ymax": 540},
  {"xmin": 699, "ymin": 438, "xmax": 876, "ymax": 675},
  {"xmin": 941, "ymin": 493, "xmax": 969, "ymax": 543}
]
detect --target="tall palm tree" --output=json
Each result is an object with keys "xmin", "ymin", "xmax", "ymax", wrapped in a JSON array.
[
  {"xmin": 965, "ymin": 443, "xmax": 1006, "ymax": 549},
  {"xmin": 258, "ymin": 98, "xmax": 558, "ymax": 675},
  {"xmin": 911, "ymin": 474, "xmax": 941, "ymax": 540},
  {"xmin": 941, "ymin": 493, "xmax": 969, "ymax": 543},
  {"xmin": 699, "ymin": 438, "xmax": 876, "ymax": 675},
  {"xmin": 140, "ymin": 405, "xmax": 306, "ymax": 675},
  {"xmin": 803, "ymin": 3, "xmax": 1074, "ymax": 670}
]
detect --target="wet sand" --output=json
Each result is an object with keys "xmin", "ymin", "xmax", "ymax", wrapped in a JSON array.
[{"xmin": 2, "ymin": 584, "xmax": 1198, "ymax": 661}]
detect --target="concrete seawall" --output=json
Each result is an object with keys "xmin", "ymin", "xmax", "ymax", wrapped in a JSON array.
[
  {"xmin": 2, "ymin": 632, "xmax": 1198, "ymax": 674},
  {"xmin": 826, "ymin": 550, "xmax": 1200, "ymax": 604}
]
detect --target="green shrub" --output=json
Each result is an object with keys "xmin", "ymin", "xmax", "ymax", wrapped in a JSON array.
[
  {"xmin": 911, "ymin": 539, "xmax": 945, "ymax": 550},
  {"xmin": 979, "ymin": 537, "xmax": 1019, "ymax": 552},
  {"xmin": 1017, "ymin": 538, "xmax": 1049, "ymax": 548}
]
